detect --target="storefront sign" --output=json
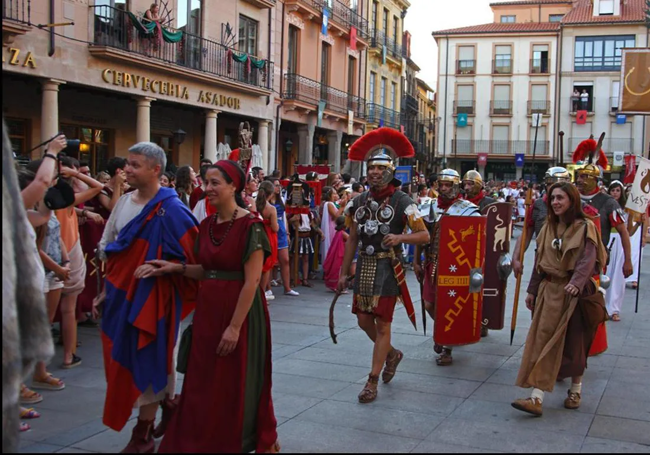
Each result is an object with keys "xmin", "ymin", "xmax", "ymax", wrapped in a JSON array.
[
  {"xmin": 101, "ymin": 68, "xmax": 241, "ymax": 109},
  {"xmin": 2, "ymin": 47, "xmax": 36, "ymax": 69},
  {"xmin": 612, "ymin": 151, "xmax": 624, "ymax": 168},
  {"xmin": 515, "ymin": 153, "xmax": 524, "ymax": 168},
  {"xmin": 477, "ymin": 153, "xmax": 488, "ymax": 166}
]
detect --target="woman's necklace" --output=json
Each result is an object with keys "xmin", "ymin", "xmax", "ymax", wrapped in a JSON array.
[
  {"xmin": 552, "ymin": 223, "xmax": 570, "ymax": 252},
  {"xmin": 209, "ymin": 209, "xmax": 238, "ymax": 246}
]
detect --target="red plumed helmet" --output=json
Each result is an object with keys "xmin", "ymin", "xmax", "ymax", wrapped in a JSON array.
[
  {"xmin": 572, "ymin": 139, "xmax": 597, "ymax": 164},
  {"xmin": 348, "ymin": 127, "xmax": 415, "ymax": 161},
  {"xmin": 596, "ymin": 148, "xmax": 608, "ymax": 169}
]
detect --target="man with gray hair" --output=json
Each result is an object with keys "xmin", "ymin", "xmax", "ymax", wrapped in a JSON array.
[{"xmin": 94, "ymin": 142, "xmax": 199, "ymax": 453}]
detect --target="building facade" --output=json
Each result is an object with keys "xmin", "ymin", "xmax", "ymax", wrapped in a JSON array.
[
  {"xmin": 272, "ymin": 0, "xmax": 369, "ymax": 177},
  {"xmin": 416, "ymin": 78, "xmax": 435, "ymax": 174},
  {"xmin": 433, "ymin": 0, "xmax": 649, "ymax": 182},
  {"xmin": 3, "ymin": 0, "xmax": 277, "ymax": 174},
  {"xmin": 557, "ymin": 0, "xmax": 648, "ymax": 180}
]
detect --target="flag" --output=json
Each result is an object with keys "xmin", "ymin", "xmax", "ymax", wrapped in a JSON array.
[
  {"xmin": 318, "ymin": 100, "xmax": 327, "ymax": 127},
  {"xmin": 625, "ymin": 156, "xmax": 650, "ymax": 215},
  {"xmin": 322, "ymin": 9, "xmax": 329, "ymax": 35},
  {"xmin": 348, "ymin": 109, "xmax": 354, "ymax": 135},
  {"xmin": 624, "ymin": 154, "xmax": 637, "ymax": 185},
  {"xmin": 515, "ymin": 153, "xmax": 524, "ymax": 168},
  {"xmin": 350, "ymin": 26, "xmax": 357, "ymax": 51},
  {"xmin": 382, "ymin": 45, "xmax": 387, "ymax": 65},
  {"xmin": 576, "ymin": 110, "xmax": 587, "ymax": 124},
  {"xmin": 478, "ymin": 153, "xmax": 488, "ymax": 166}
]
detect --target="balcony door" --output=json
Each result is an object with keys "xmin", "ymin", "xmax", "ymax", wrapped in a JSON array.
[
  {"xmin": 529, "ymin": 125, "xmax": 547, "ymax": 155},
  {"xmin": 492, "ymin": 125, "xmax": 510, "ymax": 154},
  {"xmin": 494, "ymin": 45, "xmax": 511, "ymax": 73},
  {"xmin": 178, "ymin": 0, "xmax": 202, "ymax": 69},
  {"xmin": 532, "ymin": 44, "xmax": 549, "ymax": 73},
  {"xmin": 455, "ymin": 125, "xmax": 473, "ymax": 154},
  {"xmin": 321, "ymin": 42, "xmax": 331, "ymax": 101},
  {"xmin": 493, "ymin": 85, "xmax": 511, "ymax": 114},
  {"xmin": 531, "ymin": 84, "xmax": 548, "ymax": 113},
  {"xmin": 457, "ymin": 85, "xmax": 474, "ymax": 115},
  {"xmin": 458, "ymin": 46, "xmax": 475, "ymax": 74}
]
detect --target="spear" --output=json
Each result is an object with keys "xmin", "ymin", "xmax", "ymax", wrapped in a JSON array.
[{"xmin": 510, "ymin": 113, "xmax": 541, "ymax": 345}]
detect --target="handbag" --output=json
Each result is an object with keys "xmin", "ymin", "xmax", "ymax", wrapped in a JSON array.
[{"xmin": 176, "ymin": 323, "xmax": 193, "ymax": 374}]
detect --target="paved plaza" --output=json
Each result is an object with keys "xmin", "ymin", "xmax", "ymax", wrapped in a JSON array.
[{"xmin": 18, "ymin": 232, "xmax": 650, "ymax": 453}]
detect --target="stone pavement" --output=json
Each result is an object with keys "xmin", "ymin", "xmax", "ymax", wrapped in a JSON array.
[{"xmin": 18, "ymin": 233, "xmax": 650, "ymax": 453}]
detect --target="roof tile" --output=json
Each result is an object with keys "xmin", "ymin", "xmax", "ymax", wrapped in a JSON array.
[
  {"xmin": 562, "ymin": 0, "xmax": 645, "ymax": 24},
  {"xmin": 433, "ymin": 22, "xmax": 561, "ymax": 36}
]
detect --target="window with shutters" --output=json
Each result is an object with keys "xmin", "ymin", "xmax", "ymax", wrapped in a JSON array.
[
  {"xmin": 500, "ymin": 15, "xmax": 515, "ymax": 23},
  {"xmin": 369, "ymin": 72, "xmax": 376, "ymax": 103},
  {"xmin": 492, "ymin": 125, "xmax": 510, "ymax": 154},
  {"xmin": 494, "ymin": 45, "xmax": 512, "ymax": 74},
  {"xmin": 457, "ymin": 46, "xmax": 476, "ymax": 74},
  {"xmin": 492, "ymin": 85, "xmax": 512, "ymax": 115},
  {"xmin": 238, "ymin": 15, "xmax": 258, "ymax": 56},
  {"xmin": 456, "ymin": 85, "xmax": 475, "ymax": 115},
  {"xmin": 531, "ymin": 44, "xmax": 549, "ymax": 73}
]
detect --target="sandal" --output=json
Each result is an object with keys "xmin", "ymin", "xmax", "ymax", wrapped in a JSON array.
[
  {"xmin": 264, "ymin": 441, "xmax": 281, "ymax": 453},
  {"xmin": 20, "ymin": 385, "xmax": 43, "ymax": 405},
  {"xmin": 382, "ymin": 349, "xmax": 403, "ymax": 384},
  {"xmin": 19, "ymin": 422, "xmax": 31, "ymax": 432},
  {"xmin": 433, "ymin": 343, "xmax": 443, "ymax": 355},
  {"xmin": 611, "ymin": 313, "xmax": 621, "ymax": 322},
  {"xmin": 20, "ymin": 407, "xmax": 41, "ymax": 419},
  {"xmin": 62, "ymin": 354, "xmax": 82, "ymax": 369},
  {"xmin": 301, "ymin": 280, "xmax": 313, "ymax": 288},
  {"xmin": 436, "ymin": 349, "xmax": 453, "ymax": 366},
  {"xmin": 32, "ymin": 373, "xmax": 65, "ymax": 391},
  {"xmin": 358, "ymin": 374, "xmax": 379, "ymax": 404}
]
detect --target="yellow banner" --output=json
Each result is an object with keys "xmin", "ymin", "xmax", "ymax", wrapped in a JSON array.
[{"xmin": 620, "ymin": 49, "xmax": 650, "ymax": 114}]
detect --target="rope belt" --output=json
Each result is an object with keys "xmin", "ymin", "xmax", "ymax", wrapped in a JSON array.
[{"xmin": 205, "ymin": 270, "xmax": 244, "ymax": 280}]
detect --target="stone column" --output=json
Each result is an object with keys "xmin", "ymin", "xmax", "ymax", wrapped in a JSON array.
[
  {"xmin": 135, "ymin": 97, "xmax": 155, "ymax": 143},
  {"xmin": 41, "ymin": 79, "xmax": 65, "ymax": 143},
  {"xmin": 515, "ymin": 166, "xmax": 523, "ymax": 180},
  {"xmin": 258, "ymin": 120, "xmax": 269, "ymax": 172},
  {"xmin": 204, "ymin": 110, "xmax": 219, "ymax": 163},
  {"xmin": 269, "ymin": 121, "xmax": 277, "ymax": 172},
  {"xmin": 327, "ymin": 130, "xmax": 343, "ymax": 173},
  {"xmin": 478, "ymin": 164, "xmax": 486, "ymax": 177},
  {"xmin": 297, "ymin": 121, "xmax": 315, "ymax": 165}
]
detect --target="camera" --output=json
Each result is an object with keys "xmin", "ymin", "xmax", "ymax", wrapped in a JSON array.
[{"xmin": 62, "ymin": 139, "xmax": 80, "ymax": 156}]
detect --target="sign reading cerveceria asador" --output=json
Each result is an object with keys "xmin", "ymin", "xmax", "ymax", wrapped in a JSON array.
[{"xmin": 101, "ymin": 68, "xmax": 241, "ymax": 110}]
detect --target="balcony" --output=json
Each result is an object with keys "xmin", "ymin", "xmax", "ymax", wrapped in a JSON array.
[
  {"xmin": 286, "ymin": 0, "xmax": 369, "ymax": 43},
  {"xmin": 492, "ymin": 58, "xmax": 512, "ymax": 75},
  {"xmin": 369, "ymin": 29, "xmax": 404, "ymax": 63},
  {"xmin": 567, "ymin": 137, "xmax": 633, "ymax": 159},
  {"xmin": 283, "ymin": 73, "xmax": 366, "ymax": 119},
  {"xmin": 530, "ymin": 58, "xmax": 550, "ymax": 74},
  {"xmin": 490, "ymin": 100, "xmax": 513, "ymax": 116},
  {"xmin": 451, "ymin": 140, "xmax": 550, "ymax": 156},
  {"xmin": 527, "ymin": 100, "xmax": 551, "ymax": 115},
  {"xmin": 366, "ymin": 103, "xmax": 400, "ymax": 129},
  {"xmin": 404, "ymin": 93, "xmax": 419, "ymax": 113},
  {"xmin": 243, "ymin": 0, "xmax": 276, "ymax": 7},
  {"xmin": 453, "ymin": 100, "xmax": 475, "ymax": 116},
  {"xmin": 569, "ymin": 96, "xmax": 595, "ymax": 114},
  {"xmin": 90, "ymin": 6, "xmax": 273, "ymax": 93},
  {"xmin": 610, "ymin": 96, "xmax": 620, "ymax": 115},
  {"xmin": 456, "ymin": 59, "xmax": 476, "ymax": 75},
  {"xmin": 3, "ymin": 0, "xmax": 32, "ymax": 42}
]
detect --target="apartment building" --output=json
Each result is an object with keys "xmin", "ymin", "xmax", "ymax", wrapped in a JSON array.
[
  {"xmin": 365, "ymin": 0, "xmax": 410, "ymax": 132},
  {"xmin": 416, "ymin": 78, "xmax": 436, "ymax": 173},
  {"xmin": 432, "ymin": 0, "xmax": 649, "ymax": 182},
  {"xmin": 3, "ymin": 0, "xmax": 276, "ymax": 173},
  {"xmin": 433, "ymin": 0, "xmax": 573, "ymax": 181},
  {"xmin": 272, "ymin": 0, "xmax": 369, "ymax": 175},
  {"xmin": 557, "ymin": 0, "xmax": 648, "ymax": 180}
]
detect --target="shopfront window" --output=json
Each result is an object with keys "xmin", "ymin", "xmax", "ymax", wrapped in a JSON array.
[
  {"xmin": 6, "ymin": 118, "xmax": 30, "ymax": 164},
  {"xmin": 151, "ymin": 133, "xmax": 175, "ymax": 170},
  {"xmin": 61, "ymin": 125, "xmax": 110, "ymax": 176}
]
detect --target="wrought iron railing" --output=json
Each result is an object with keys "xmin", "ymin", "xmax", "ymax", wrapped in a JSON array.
[
  {"xmin": 284, "ymin": 73, "xmax": 366, "ymax": 119},
  {"xmin": 456, "ymin": 59, "xmax": 476, "ymax": 75},
  {"xmin": 490, "ymin": 100, "xmax": 513, "ymax": 115},
  {"xmin": 3, "ymin": 0, "xmax": 31, "ymax": 24},
  {"xmin": 527, "ymin": 100, "xmax": 551, "ymax": 115},
  {"xmin": 369, "ymin": 29, "xmax": 404, "ymax": 60},
  {"xmin": 530, "ymin": 58, "xmax": 550, "ymax": 74},
  {"xmin": 451, "ymin": 140, "xmax": 550, "ymax": 156},
  {"xmin": 453, "ymin": 100, "xmax": 475, "ymax": 116},
  {"xmin": 91, "ymin": 5, "xmax": 273, "ymax": 90},
  {"xmin": 569, "ymin": 96, "xmax": 595, "ymax": 113},
  {"xmin": 366, "ymin": 103, "xmax": 400, "ymax": 128},
  {"xmin": 492, "ymin": 58, "xmax": 512, "ymax": 74},
  {"xmin": 296, "ymin": 0, "xmax": 369, "ymax": 39}
]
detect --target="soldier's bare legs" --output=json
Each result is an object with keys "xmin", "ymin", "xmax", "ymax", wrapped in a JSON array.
[
  {"xmin": 357, "ymin": 314, "xmax": 398, "ymax": 403},
  {"xmin": 425, "ymin": 300, "xmax": 453, "ymax": 365}
]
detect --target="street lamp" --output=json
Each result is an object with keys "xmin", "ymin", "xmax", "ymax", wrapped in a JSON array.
[
  {"xmin": 172, "ymin": 129, "xmax": 187, "ymax": 145},
  {"xmin": 284, "ymin": 138, "xmax": 293, "ymax": 153}
]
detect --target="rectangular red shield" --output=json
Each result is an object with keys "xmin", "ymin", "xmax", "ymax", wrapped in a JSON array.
[
  {"xmin": 434, "ymin": 215, "xmax": 487, "ymax": 346},
  {"xmin": 481, "ymin": 202, "xmax": 513, "ymax": 330}
]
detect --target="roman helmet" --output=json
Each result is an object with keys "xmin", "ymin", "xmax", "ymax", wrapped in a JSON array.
[
  {"xmin": 462, "ymin": 170, "xmax": 484, "ymax": 198},
  {"xmin": 544, "ymin": 166, "xmax": 571, "ymax": 187},
  {"xmin": 348, "ymin": 127, "xmax": 415, "ymax": 187},
  {"xmin": 437, "ymin": 168, "xmax": 461, "ymax": 200},
  {"xmin": 572, "ymin": 133, "xmax": 608, "ymax": 194}
]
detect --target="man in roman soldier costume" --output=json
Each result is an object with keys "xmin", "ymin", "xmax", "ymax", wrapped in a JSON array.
[
  {"xmin": 228, "ymin": 122, "xmax": 254, "ymax": 176},
  {"xmin": 462, "ymin": 170, "xmax": 495, "ymax": 212},
  {"xmin": 337, "ymin": 127, "xmax": 429, "ymax": 404},
  {"xmin": 572, "ymin": 136, "xmax": 633, "ymax": 278},
  {"xmin": 512, "ymin": 167, "xmax": 572, "ymax": 277},
  {"xmin": 414, "ymin": 169, "xmax": 486, "ymax": 366}
]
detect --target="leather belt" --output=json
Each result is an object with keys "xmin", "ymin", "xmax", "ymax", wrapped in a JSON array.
[
  {"xmin": 544, "ymin": 275, "xmax": 570, "ymax": 284},
  {"xmin": 359, "ymin": 251, "xmax": 392, "ymax": 259},
  {"xmin": 298, "ymin": 232, "xmax": 311, "ymax": 238},
  {"xmin": 205, "ymin": 270, "xmax": 244, "ymax": 280}
]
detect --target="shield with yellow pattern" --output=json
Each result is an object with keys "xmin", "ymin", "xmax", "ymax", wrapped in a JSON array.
[{"xmin": 434, "ymin": 215, "xmax": 487, "ymax": 346}]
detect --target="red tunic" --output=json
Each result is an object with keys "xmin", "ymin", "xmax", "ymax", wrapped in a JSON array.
[
  {"xmin": 262, "ymin": 219, "xmax": 278, "ymax": 273},
  {"xmin": 159, "ymin": 215, "xmax": 278, "ymax": 453}
]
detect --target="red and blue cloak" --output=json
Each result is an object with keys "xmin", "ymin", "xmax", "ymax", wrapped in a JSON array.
[{"xmin": 101, "ymin": 187, "xmax": 198, "ymax": 431}]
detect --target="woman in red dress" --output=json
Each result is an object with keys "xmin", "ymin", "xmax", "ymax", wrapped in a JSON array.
[
  {"xmin": 256, "ymin": 180, "xmax": 279, "ymax": 301},
  {"xmin": 144, "ymin": 160, "xmax": 280, "ymax": 453}
]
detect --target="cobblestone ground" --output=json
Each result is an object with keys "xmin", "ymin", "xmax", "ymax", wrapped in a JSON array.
[{"xmin": 18, "ymin": 231, "xmax": 650, "ymax": 453}]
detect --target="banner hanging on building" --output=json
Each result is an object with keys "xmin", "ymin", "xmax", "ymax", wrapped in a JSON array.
[
  {"xmin": 477, "ymin": 153, "xmax": 488, "ymax": 166},
  {"xmin": 619, "ymin": 49, "xmax": 650, "ymax": 114},
  {"xmin": 457, "ymin": 113, "xmax": 468, "ymax": 127},
  {"xmin": 515, "ymin": 153, "xmax": 525, "ymax": 168},
  {"xmin": 624, "ymin": 154, "xmax": 637, "ymax": 185},
  {"xmin": 382, "ymin": 45, "xmax": 387, "ymax": 65},
  {"xmin": 347, "ymin": 110, "xmax": 354, "ymax": 135},
  {"xmin": 612, "ymin": 151, "xmax": 625, "ymax": 168},
  {"xmin": 322, "ymin": 9, "xmax": 329, "ymax": 35},
  {"xmin": 317, "ymin": 100, "xmax": 326, "ymax": 127},
  {"xmin": 576, "ymin": 110, "xmax": 587, "ymax": 125},
  {"xmin": 625, "ymin": 156, "xmax": 650, "ymax": 215},
  {"xmin": 350, "ymin": 26, "xmax": 357, "ymax": 51},
  {"xmin": 616, "ymin": 114, "xmax": 627, "ymax": 125}
]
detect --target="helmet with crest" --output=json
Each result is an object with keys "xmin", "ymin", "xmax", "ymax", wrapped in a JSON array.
[{"xmin": 572, "ymin": 133, "xmax": 608, "ymax": 194}]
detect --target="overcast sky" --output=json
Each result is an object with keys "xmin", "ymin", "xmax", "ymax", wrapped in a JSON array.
[{"xmin": 405, "ymin": 0, "xmax": 494, "ymax": 88}]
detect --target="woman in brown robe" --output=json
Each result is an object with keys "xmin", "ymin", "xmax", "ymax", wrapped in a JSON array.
[{"xmin": 512, "ymin": 182, "xmax": 607, "ymax": 417}]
